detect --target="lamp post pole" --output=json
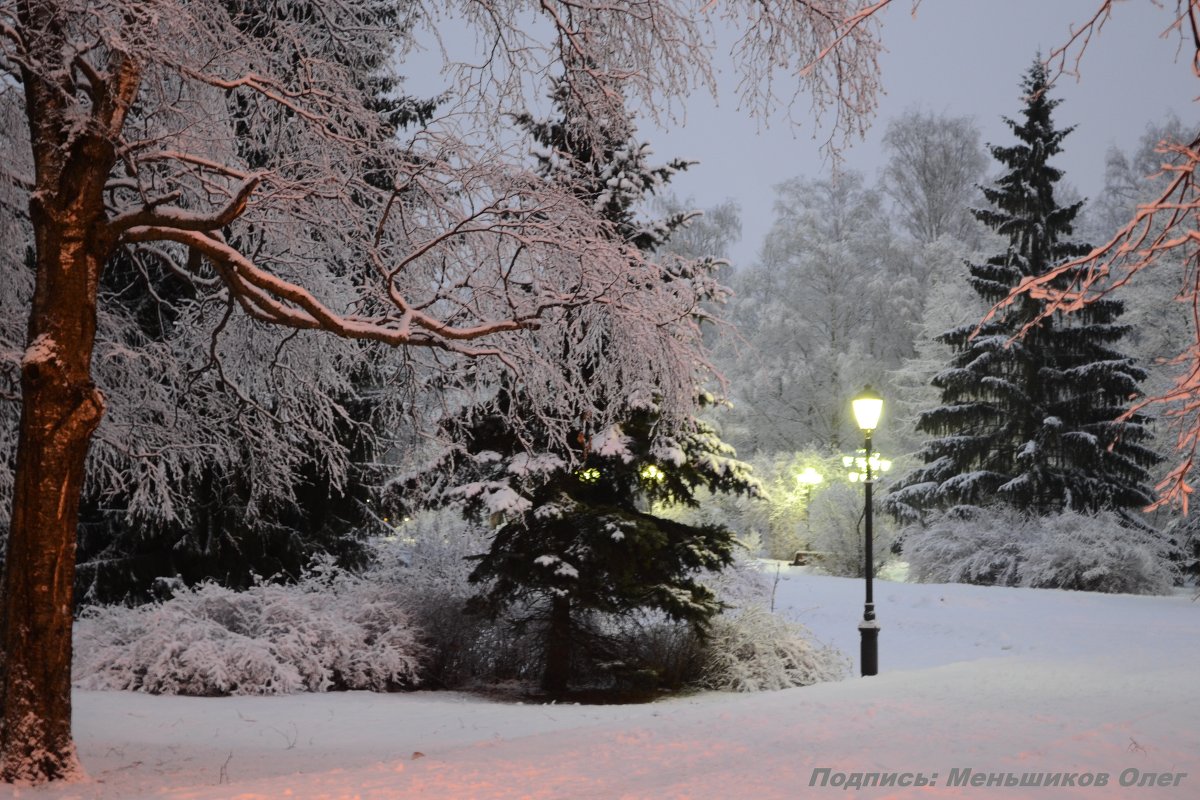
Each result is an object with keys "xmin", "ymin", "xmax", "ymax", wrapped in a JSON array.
[
  {"xmin": 851, "ymin": 385, "xmax": 882, "ymax": 677},
  {"xmin": 859, "ymin": 428, "xmax": 878, "ymax": 676}
]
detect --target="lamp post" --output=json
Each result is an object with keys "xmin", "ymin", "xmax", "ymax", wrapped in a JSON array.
[
  {"xmin": 796, "ymin": 467, "xmax": 823, "ymax": 508},
  {"xmin": 851, "ymin": 385, "xmax": 883, "ymax": 677}
]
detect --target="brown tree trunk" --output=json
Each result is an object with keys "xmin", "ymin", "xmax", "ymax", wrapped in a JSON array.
[
  {"xmin": 1, "ymin": 4, "xmax": 128, "ymax": 780},
  {"xmin": 541, "ymin": 594, "xmax": 572, "ymax": 695},
  {"xmin": 0, "ymin": 195, "xmax": 110, "ymax": 784}
]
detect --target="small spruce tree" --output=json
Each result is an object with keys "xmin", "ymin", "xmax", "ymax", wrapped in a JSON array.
[
  {"xmin": 391, "ymin": 74, "xmax": 758, "ymax": 694},
  {"xmin": 887, "ymin": 60, "xmax": 1159, "ymax": 522}
]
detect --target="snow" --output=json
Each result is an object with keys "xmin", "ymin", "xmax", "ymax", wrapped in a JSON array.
[
  {"xmin": 533, "ymin": 554, "xmax": 579, "ymax": 578},
  {"xmin": 448, "ymin": 482, "xmax": 531, "ymax": 516},
  {"xmin": 590, "ymin": 426, "xmax": 633, "ymax": 460},
  {"xmin": 20, "ymin": 334, "xmax": 56, "ymax": 367},
  {"xmin": 16, "ymin": 567, "xmax": 1200, "ymax": 799},
  {"xmin": 506, "ymin": 453, "xmax": 565, "ymax": 477}
]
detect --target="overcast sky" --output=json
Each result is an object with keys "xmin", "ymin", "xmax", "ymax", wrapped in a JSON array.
[
  {"xmin": 654, "ymin": 0, "xmax": 1198, "ymax": 266},
  {"xmin": 409, "ymin": 1, "xmax": 1197, "ymax": 268}
]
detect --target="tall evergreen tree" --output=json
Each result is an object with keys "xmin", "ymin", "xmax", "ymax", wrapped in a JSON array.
[
  {"xmin": 887, "ymin": 60, "xmax": 1159, "ymax": 521},
  {"xmin": 391, "ymin": 75, "xmax": 758, "ymax": 695}
]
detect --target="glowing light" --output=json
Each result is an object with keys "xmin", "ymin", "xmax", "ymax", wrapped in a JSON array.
[
  {"xmin": 577, "ymin": 467, "xmax": 601, "ymax": 483},
  {"xmin": 640, "ymin": 464, "xmax": 666, "ymax": 482},
  {"xmin": 796, "ymin": 467, "xmax": 824, "ymax": 486},
  {"xmin": 852, "ymin": 385, "xmax": 884, "ymax": 431},
  {"xmin": 843, "ymin": 451, "xmax": 892, "ymax": 480}
]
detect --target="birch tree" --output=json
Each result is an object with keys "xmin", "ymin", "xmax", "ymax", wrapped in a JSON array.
[
  {"xmin": 723, "ymin": 172, "xmax": 917, "ymax": 453},
  {"xmin": 0, "ymin": 0, "xmax": 887, "ymax": 783},
  {"xmin": 880, "ymin": 107, "xmax": 988, "ymax": 246}
]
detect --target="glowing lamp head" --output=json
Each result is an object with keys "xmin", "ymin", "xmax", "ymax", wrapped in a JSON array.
[
  {"xmin": 852, "ymin": 385, "xmax": 884, "ymax": 433},
  {"xmin": 796, "ymin": 467, "xmax": 823, "ymax": 487}
]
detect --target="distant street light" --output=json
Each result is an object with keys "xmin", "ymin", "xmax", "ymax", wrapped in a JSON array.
[
  {"xmin": 851, "ymin": 385, "xmax": 883, "ymax": 677},
  {"xmin": 796, "ymin": 467, "xmax": 824, "ymax": 504}
]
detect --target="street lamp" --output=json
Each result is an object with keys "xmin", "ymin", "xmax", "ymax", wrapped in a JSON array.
[
  {"xmin": 851, "ymin": 385, "xmax": 883, "ymax": 677},
  {"xmin": 791, "ymin": 467, "xmax": 825, "ymax": 565},
  {"xmin": 796, "ymin": 467, "xmax": 823, "ymax": 504}
]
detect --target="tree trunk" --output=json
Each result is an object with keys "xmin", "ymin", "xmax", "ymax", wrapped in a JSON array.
[
  {"xmin": 2, "ymin": 8, "xmax": 125, "ymax": 778},
  {"xmin": 0, "ymin": 198, "xmax": 109, "ymax": 783},
  {"xmin": 541, "ymin": 594, "xmax": 572, "ymax": 694}
]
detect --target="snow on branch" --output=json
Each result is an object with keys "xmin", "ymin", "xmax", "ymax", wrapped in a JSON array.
[
  {"xmin": 0, "ymin": 0, "xmax": 902, "ymax": 525},
  {"xmin": 991, "ymin": 133, "xmax": 1200, "ymax": 511},
  {"xmin": 416, "ymin": 0, "xmax": 893, "ymax": 157},
  {"xmin": 964, "ymin": 2, "xmax": 1200, "ymax": 511}
]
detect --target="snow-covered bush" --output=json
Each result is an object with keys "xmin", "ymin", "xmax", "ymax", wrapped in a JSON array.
[
  {"xmin": 74, "ymin": 561, "xmax": 424, "ymax": 695},
  {"xmin": 383, "ymin": 510, "xmax": 543, "ymax": 688},
  {"xmin": 699, "ymin": 605, "xmax": 849, "ymax": 692},
  {"xmin": 698, "ymin": 553, "xmax": 849, "ymax": 690},
  {"xmin": 904, "ymin": 507, "xmax": 1028, "ymax": 586},
  {"xmin": 1020, "ymin": 512, "xmax": 1177, "ymax": 594},
  {"xmin": 905, "ymin": 508, "xmax": 1176, "ymax": 594},
  {"xmin": 604, "ymin": 615, "xmax": 706, "ymax": 691},
  {"xmin": 808, "ymin": 482, "xmax": 897, "ymax": 578},
  {"xmin": 606, "ymin": 551, "xmax": 848, "ymax": 693}
]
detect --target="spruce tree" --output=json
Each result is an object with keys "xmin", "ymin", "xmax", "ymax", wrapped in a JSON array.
[
  {"xmin": 887, "ymin": 60, "xmax": 1159, "ymax": 521},
  {"xmin": 392, "ymin": 76, "xmax": 758, "ymax": 695}
]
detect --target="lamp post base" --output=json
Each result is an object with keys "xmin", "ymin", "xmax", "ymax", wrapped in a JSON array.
[{"xmin": 859, "ymin": 620, "xmax": 879, "ymax": 677}]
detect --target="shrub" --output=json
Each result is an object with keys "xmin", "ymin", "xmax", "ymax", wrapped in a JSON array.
[
  {"xmin": 1021, "ymin": 512, "xmax": 1177, "ymax": 594},
  {"xmin": 904, "ymin": 506, "xmax": 1027, "ymax": 586},
  {"xmin": 381, "ymin": 510, "xmax": 545, "ymax": 688},
  {"xmin": 807, "ymin": 482, "xmax": 897, "ymax": 578},
  {"xmin": 73, "ymin": 560, "xmax": 424, "ymax": 696},
  {"xmin": 904, "ymin": 508, "xmax": 1176, "ymax": 595},
  {"xmin": 699, "ymin": 604, "xmax": 849, "ymax": 692},
  {"xmin": 604, "ymin": 552, "xmax": 849, "ymax": 693},
  {"xmin": 75, "ymin": 519, "xmax": 853, "ymax": 696}
]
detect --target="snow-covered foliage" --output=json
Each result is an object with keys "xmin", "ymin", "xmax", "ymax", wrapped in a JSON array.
[
  {"xmin": 885, "ymin": 237, "xmax": 990, "ymax": 455},
  {"xmin": 880, "ymin": 109, "xmax": 988, "ymax": 246},
  {"xmin": 74, "ymin": 509, "xmax": 849, "ymax": 699},
  {"xmin": 0, "ymin": 87, "xmax": 28, "ymax": 529},
  {"xmin": 73, "ymin": 560, "xmax": 424, "ymax": 696},
  {"xmin": 1, "ymin": 0, "xmax": 889, "ymax": 782},
  {"xmin": 650, "ymin": 451, "xmax": 815, "ymax": 561},
  {"xmin": 387, "ymin": 75, "xmax": 765, "ymax": 693},
  {"xmin": 721, "ymin": 172, "xmax": 921, "ymax": 453},
  {"xmin": 0, "ymin": 0, "xmax": 885, "ymax": 537},
  {"xmin": 699, "ymin": 605, "xmax": 849, "ymax": 692},
  {"xmin": 692, "ymin": 553, "xmax": 849, "ymax": 691},
  {"xmin": 1083, "ymin": 117, "xmax": 1196, "ymax": 527},
  {"xmin": 374, "ymin": 512, "xmax": 547, "ymax": 689},
  {"xmin": 904, "ymin": 507, "xmax": 1176, "ymax": 595},
  {"xmin": 807, "ymin": 482, "xmax": 897, "ymax": 579}
]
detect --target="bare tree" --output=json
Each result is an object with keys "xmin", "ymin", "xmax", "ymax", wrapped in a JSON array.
[
  {"xmin": 724, "ymin": 172, "xmax": 917, "ymax": 453},
  {"xmin": 0, "ymin": 0, "xmax": 888, "ymax": 784},
  {"xmin": 880, "ymin": 107, "xmax": 988, "ymax": 245}
]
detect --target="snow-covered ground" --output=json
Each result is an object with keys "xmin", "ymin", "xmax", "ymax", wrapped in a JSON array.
[{"xmin": 10, "ymin": 565, "xmax": 1199, "ymax": 800}]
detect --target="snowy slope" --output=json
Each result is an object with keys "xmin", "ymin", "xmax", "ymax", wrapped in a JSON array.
[{"xmin": 11, "ymin": 565, "xmax": 1199, "ymax": 800}]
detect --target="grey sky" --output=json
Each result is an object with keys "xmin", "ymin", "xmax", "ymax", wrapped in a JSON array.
[
  {"xmin": 650, "ymin": 0, "xmax": 1196, "ymax": 266},
  {"xmin": 408, "ymin": 1, "xmax": 1196, "ymax": 268}
]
